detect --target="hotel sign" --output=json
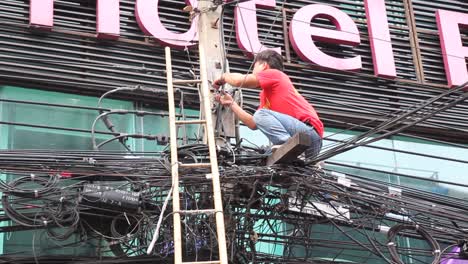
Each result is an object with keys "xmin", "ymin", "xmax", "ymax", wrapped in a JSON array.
[{"xmin": 29, "ymin": 0, "xmax": 468, "ymax": 87}]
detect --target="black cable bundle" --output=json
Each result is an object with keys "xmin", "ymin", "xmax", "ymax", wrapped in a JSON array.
[
  {"xmin": 1, "ymin": 175, "xmax": 59, "ymax": 227},
  {"xmin": 0, "ymin": 174, "xmax": 58, "ymax": 197},
  {"xmin": 387, "ymin": 224, "xmax": 441, "ymax": 264},
  {"xmin": 1, "ymin": 174, "xmax": 80, "ymax": 241}
]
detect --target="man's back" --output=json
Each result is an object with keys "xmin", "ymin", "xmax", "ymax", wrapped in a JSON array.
[{"xmin": 257, "ymin": 69, "xmax": 324, "ymax": 137}]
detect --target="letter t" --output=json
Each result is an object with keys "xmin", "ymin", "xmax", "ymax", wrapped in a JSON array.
[
  {"xmin": 30, "ymin": 0, "xmax": 54, "ymax": 29},
  {"xmin": 436, "ymin": 9, "xmax": 468, "ymax": 87},
  {"xmin": 235, "ymin": 0, "xmax": 281, "ymax": 57}
]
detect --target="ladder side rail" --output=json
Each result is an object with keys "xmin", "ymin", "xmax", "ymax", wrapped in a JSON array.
[
  {"xmin": 198, "ymin": 43, "xmax": 229, "ymax": 264},
  {"xmin": 165, "ymin": 47, "xmax": 183, "ymax": 264}
]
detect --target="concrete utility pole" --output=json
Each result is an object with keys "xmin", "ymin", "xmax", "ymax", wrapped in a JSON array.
[
  {"xmin": 196, "ymin": 1, "xmax": 236, "ymax": 139},
  {"xmin": 193, "ymin": 1, "xmax": 231, "ymax": 263},
  {"xmin": 164, "ymin": 3, "xmax": 231, "ymax": 263}
]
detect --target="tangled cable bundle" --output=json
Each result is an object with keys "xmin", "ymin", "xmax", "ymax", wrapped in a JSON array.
[
  {"xmin": 387, "ymin": 224, "xmax": 441, "ymax": 264},
  {"xmin": 0, "ymin": 148, "xmax": 465, "ymax": 263}
]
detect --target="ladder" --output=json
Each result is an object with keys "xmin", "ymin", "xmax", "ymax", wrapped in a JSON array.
[{"xmin": 164, "ymin": 46, "xmax": 228, "ymax": 264}]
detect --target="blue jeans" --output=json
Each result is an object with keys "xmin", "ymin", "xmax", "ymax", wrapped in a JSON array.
[{"xmin": 253, "ymin": 109, "xmax": 322, "ymax": 159}]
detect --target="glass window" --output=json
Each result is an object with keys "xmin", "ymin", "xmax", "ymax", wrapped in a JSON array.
[
  {"xmin": 0, "ymin": 86, "xmax": 135, "ymax": 256},
  {"xmin": 323, "ymin": 129, "xmax": 468, "ymax": 199}
]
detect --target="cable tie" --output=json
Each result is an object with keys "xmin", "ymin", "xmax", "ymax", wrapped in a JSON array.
[
  {"xmin": 30, "ymin": 174, "xmax": 35, "ymax": 181},
  {"xmin": 43, "ymin": 220, "xmax": 48, "ymax": 226},
  {"xmin": 415, "ymin": 224, "xmax": 420, "ymax": 231},
  {"xmin": 434, "ymin": 249, "xmax": 440, "ymax": 253},
  {"xmin": 59, "ymin": 197, "xmax": 64, "ymax": 203},
  {"xmin": 387, "ymin": 242, "xmax": 395, "ymax": 247},
  {"xmin": 379, "ymin": 225, "xmax": 390, "ymax": 233},
  {"xmin": 84, "ymin": 157, "xmax": 97, "ymax": 165},
  {"xmin": 34, "ymin": 190, "xmax": 39, "ymax": 198}
]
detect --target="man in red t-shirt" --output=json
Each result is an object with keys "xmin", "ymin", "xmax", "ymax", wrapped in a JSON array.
[{"xmin": 214, "ymin": 50, "xmax": 323, "ymax": 159}]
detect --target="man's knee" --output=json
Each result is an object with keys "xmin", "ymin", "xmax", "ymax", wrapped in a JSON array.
[{"xmin": 253, "ymin": 109, "xmax": 273, "ymax": 124}]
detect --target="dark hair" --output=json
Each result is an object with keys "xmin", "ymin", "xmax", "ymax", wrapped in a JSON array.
[{"xmin": 254, "ymin": 49, "xmax": 284, "ymax": 71}]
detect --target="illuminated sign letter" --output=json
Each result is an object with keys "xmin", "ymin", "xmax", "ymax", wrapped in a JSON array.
[
  {"xmin": 235, "ymin": 0, "xmax": 281, "ymax": 56},
  {"xmin": 364, "ymin": 0, "xmax": 396, "ymax": 78},
  {"xmin": 289, "ymin": 4, "xmax": 361, "ymax": 71},
  {"xmin": 30, "ymin": 0, "xmax": 120, "ymax": 38},
  {"xmin": 97, "ymin": 0, "xmax": 120, "ymax": 39},
  {"xmin": 436, "ymin": 9, "xmax": 468, "ymax": 87},
  {"xmin": 135, "ymin": 0, "xmax": 198, "ymax": 48},
  {"xmin": 29, "ymin": 0, "xmax": 54, "ymax": 29}
]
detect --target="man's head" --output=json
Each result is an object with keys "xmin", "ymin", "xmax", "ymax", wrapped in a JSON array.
[{"xmin": 253, "ymin": 49, "xmax": 284, "ymax": 74}]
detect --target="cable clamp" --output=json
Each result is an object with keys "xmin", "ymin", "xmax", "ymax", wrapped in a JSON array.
[
  {"xmin": 378, "ymin": 225, "xmax": 390, "ymax": 233},
  {"xmin": 388, "ymin": 186, "xmax": 402, "ymax": 197},
  {"xmin": 330, "ymin": 171, "xmax": 346, "ymax": 178},
  {"xmin": 336, "ymin": 175, "xmax": 351, "ymax": 187},
  {"xmin": 83, "ymin": 157, "xmax": 97, "ymax": 165}
]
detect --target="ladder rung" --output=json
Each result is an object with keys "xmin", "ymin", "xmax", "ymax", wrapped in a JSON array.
[
  {"xmin": 179, "ymin": 163, "xmax": 211, "ymax": 168},
  {"xmin": 175, "ymin": 119, "xmax": 207, "ymax": 125},
  {"xmin": 177, "ymin": 209, "xmax": 218, "ymax": 215},
  {"xmin": 182, "ymin": 261, "xmax": 220, "ymax": 264},
  {"xmin": 173, "ymin": 79, "xmax": 202, "ymax": 85}
]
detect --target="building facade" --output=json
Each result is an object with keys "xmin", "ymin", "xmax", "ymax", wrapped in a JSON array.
[{"xmin": 0, "ymin": 0, "xmax": 467, "ymax": 262}]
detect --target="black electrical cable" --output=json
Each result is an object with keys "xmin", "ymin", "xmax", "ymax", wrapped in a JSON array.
[
  {"xmin": 387, "ymin": 224, "xmax": 441, "ymax": 264},
  {"xmin": 0, "ymin": 147, "xmax": 466, "ymax": 263},
  {"xmin": 312, "ymin": 88, "xmax": 468, "ymax": 163}
]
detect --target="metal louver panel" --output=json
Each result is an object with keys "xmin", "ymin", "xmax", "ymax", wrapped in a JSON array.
[{"xmin": 0, "ymin": 0, "xmax": 467, "ymax": 143}]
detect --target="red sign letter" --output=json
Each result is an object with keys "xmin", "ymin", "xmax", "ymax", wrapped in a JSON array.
[
  {"xmin": 289, "ymin": 4, "xmax": 361, "ymax": 71},
  {"xmin": 29, "ymin": 0, "xmax": 54, "ymax": 29},
  {"xmin": 437, "ymin": 9, "xmax": 468, "ymax": 87},
  {"xmin": 235, "ymin": 0, "xmax": 281, "ymax": 57},
  {"xmin": 97, "ymin": 0, "xmax": 120, "ymax": 39},
  {"xmin": 135, "ymin": 0, "xmax": 198, "ymax": 48},
  {"xmin": 365, "ymin": 0, "xmax": 396, "ymax": 78}
]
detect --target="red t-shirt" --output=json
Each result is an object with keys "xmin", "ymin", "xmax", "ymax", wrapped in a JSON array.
[{"xmin": 257, "ymin": 69, "xmax": 324, "ymax": 137}]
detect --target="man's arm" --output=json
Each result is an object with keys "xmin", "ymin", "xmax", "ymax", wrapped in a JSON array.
[
  {"xmin": 216, "ymin": 93, "xmax": 257, "ymax": 130},
  {"xmin": 214, "ymin": 73, "xmax": 260, "ymax": 89}
]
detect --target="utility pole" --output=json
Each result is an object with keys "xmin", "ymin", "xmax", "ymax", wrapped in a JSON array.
[
  {"xmin": 164, "ymin": 1, "xmax": 231, "ymax": 259},
  {"xmin": 195, "ymin": 1, "xmax": 231, "ymax": 263},
  {"xmin": 196, "ymin": 1, "xmax": 236, "ymax": 139}
]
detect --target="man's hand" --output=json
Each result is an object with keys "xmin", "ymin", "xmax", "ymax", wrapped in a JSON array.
[
  {"xmin": 212, "ymin": 72, "xmax": 260, "ymax": 89},
  {"xmin": 215, "ymin": 90, "xmax": 257, "ymax": 130},
  {"xmin": 212, "ymin": 75, "xmax": 226, "ymax": 90},
  {"xmin": 215, "ymin": 92, "xmax": 234, "ymax": 107}
]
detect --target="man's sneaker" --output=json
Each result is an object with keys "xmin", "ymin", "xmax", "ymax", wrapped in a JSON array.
[{"xmin": 270, "ymin": 145, "xmax": 282, "ymax": 153}]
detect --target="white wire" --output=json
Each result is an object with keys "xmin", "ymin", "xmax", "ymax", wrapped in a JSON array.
[{"xmin": 146, "ymin": 185, "xmax": 174, "ymax": 255}]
